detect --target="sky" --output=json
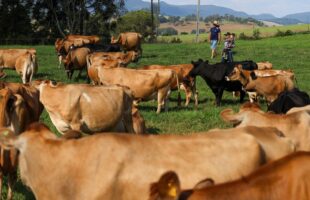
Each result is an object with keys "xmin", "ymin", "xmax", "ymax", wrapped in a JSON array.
[{"xmin": 144, "ymin": 0, "xmax": 310, "ymax": 17}]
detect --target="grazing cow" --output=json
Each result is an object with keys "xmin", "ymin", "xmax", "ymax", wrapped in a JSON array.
[
  {"xmin": 32, "ymin": 80, "xmax": 135, "ymax": 134},
  {"xmin": 226, "ymin": 66, "xmax": 294, "ymax": 103},
  {"xmin": 15, "ymin": 52, "xmax": 38, "ymax": 83},
  {"xmin": 97, "ymin": 68, "xmax": 176, "ymax": 113},
  {"xmin": 0, "ymin": 49, "xmax": 38, "ymax": 81},
  {"xmin": 63, "ymin": 47, "xmax": 91, "ymax": 79},
  {"xmin": 111, "ymin": 32, "xmax": 143, "ymax": 56},
  {"xmin": 257, "ymin": 61, "xmax": 273, "ymax": 70},
  {"xmin": 87, "ymin": 51, "xmax": 138, "ymax": 67},
  {"xmin": 55, "ymin": 34, "xmax": 101, "ymax": 68},
  {"xmin": 220, "ymin": 102, "xmax": 310, "ymax": 151},
  {"xmin": 142, "ymin": 64, "xmax": 198, "ymax": 108},
  {"xmin": 0, "ymin": 122, "xmax": 265, "ymax": 200},
  {"xmin": 268, "ymin": 88, "xmax": 310, "ymax": 114},
  {"xmin": 189, "ymin": 59, "xmax": 246, "ymax": 106},
  {"xmin": 151, "ymin": 152, "xmax": 310, "ymax": 200}
]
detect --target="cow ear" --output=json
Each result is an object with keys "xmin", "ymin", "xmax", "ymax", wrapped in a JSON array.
[
  {"xmin": 250, "ymin": 72, "xmax": 257, "ymax": 80},
  {"xmin": 193, "ymin": 178, "xmax": 215, "ymax": 190},
  {"xmin": 149, "ymin": 171, "xmax": 181, "ymax": 200}
]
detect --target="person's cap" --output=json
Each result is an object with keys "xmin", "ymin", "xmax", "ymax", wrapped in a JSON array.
[
  {"xmin": 213, "ymin": 20, "xmax": 219, "ymax": 26},
  {"xmin": 224, "ymin": 32, "xmax": 231, "ymax": 36}
]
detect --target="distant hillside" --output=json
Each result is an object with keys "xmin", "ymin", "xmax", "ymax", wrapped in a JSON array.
[
  {"xmin": 284, "ymin": 12, "xmax": 310, "ymax": 23},
  {"xmin": 125, "ymin": 0, "xmax": 308, "ymax": 25}
]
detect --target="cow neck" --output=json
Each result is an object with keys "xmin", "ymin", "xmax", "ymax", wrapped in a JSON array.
[
  {"xmin": 0, "ymin": 90, "xmax": 11, "ymax": 127},
  {"xmin": 240, "ymin": 70, "xmax": 250, "ymax": 87}
]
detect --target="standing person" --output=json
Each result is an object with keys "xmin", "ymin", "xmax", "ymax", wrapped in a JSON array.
[
  {"xmin": 209, "ymin": 20, "xmax": 221, "ymax": 59},
  {"xmin": 221, "ymin": 32, "xmax": 235, "ymax": 63}
]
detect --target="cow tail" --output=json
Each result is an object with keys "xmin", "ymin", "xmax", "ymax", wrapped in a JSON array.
[
  {"xmin": 294, "ymin": 76, "xmax": 298, "ymax": 87},
  {"xmin": 173, "ymin": 72, "xmax": 181, "ymax": 106},
  {"xmin": 220, "ymin": 108, "xmax": 244, "ymax": 125}
]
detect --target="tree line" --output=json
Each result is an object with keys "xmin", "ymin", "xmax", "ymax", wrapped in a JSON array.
[{"xmin": 0, "ymin": 0, "xmax": 127, "ymax": 44}]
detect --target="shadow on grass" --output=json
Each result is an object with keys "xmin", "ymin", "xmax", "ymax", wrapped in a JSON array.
[
  {"xmin": 14, "ymin": 180, "xmax": 35, "ymax": 200},
  {"xmin": 35, "ymin": 72, "xmax": 51, "ymax": 78},
  {"xmin": 147, "ymin": 127, "xmax": 161, "ymax": 134},
  {"xmin": 142, "ymin": 54, "xmax": 158, "ymax": 59}
]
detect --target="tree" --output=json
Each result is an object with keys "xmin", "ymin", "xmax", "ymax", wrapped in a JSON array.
[
  {"xmin": 0, "ymin": 0, "xmax": 33, "ymax": 41},
  {"xmin": 115, "ymin": 10, "xmax": 157, "ymax": 38},
  {"xmin": 45, "ymin": 0, "xmax": 125, "ymax": 37}
]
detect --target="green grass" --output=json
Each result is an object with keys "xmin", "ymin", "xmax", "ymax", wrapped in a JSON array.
[{"xmin": 1, "ymin": 33, "xmax": 310, "ymax": 199}]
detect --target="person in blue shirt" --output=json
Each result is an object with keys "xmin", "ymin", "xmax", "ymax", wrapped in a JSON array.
[{"xmin": 208, "ymin": 20, "xmax": 221, "ymax": 59}]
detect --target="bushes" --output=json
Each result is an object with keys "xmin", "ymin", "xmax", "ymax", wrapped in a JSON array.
[
  {"xmin": 158, "ymin": 27, "xmax": 178, "ymax": 36},
  {"xmin": 191, "ymin": 29, "xmax": 206, "ymax": 34},
  {"xmin": 239, "ymin": 29, "xmax": 261, "ymax": 40},
  {"xmin": 274, "ymin": 29, "xmax": 295, "ymax": 37}
]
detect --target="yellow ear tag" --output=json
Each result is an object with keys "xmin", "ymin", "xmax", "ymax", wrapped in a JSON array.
[
  {"xmin": 2, "ymin": 130, "xmax": 9, "ymax": 137},
  {"xmin": 168, "ymin": 184, "xmax": 177, "ymax": 197}
]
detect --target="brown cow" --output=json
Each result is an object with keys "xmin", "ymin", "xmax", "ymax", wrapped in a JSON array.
[
  {"xmin": 141, "ymin": 64, "xmax": 198, "ymax": 108},
  {"xmin": 0, "ymin": 122, "xmax": 265, "ymax": 200},
  {"xmin": 257, "ymin": 61, "xmax": 273, "ymax": 70},
  {"xmin": 152, "ymin": 152, "xmax": 310, "ymax": 200},
  {"xmin": 221, "ymin": 102, "xmax": 310, "ymax": 151},
  {"xmin": 208, "ymin": 126, "xmax": 295, "ymax": 162},
  {"xmin": 15, "ymin": 52, "xmax": 38, "ymax": 83},
  {"xmin": 32, "ymin": 80, "xmax": 135, "ymax": 134},
  {"xmin": 88, "ymin": 51, "xmax": 138, "ymax": 66},
  {"xmin": 111, "ymin": 32, "xmax": 143, "ymax": 56},
  {"xmin": 55, "ymin": 34, "xmax": 100, "ymax": 68},
  {"xmin": 0, "ymin": 83, "xmax": 42, "ymax": 200},
  {"xmin": 226, "ymin": 65, "xmax": 294, "ymax": 103},
  {"xmin": 0, "ymin": 49, "xmax": 38, "ymax": 82},
  {"xmin": 97, "ymin": 67, "xmax": 176, "ymax": 113},
  {"xmin": 63, "ymin": 47, "xmax": 91, "ymax": 79}
]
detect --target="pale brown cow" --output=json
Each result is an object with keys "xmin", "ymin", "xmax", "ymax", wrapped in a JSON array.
[
  {"xmin": 151, "ymin": 152, "xmax": 310, "ymax": 200},
  {"xmin": 87, "ymin": 51, "xmax": 138, "ymax": 66},
  {"xmin": 111, "ymin": 32, "xmax": 143, "ymax": 56},
  {"xmin": 0, "ymin": 122, "xmax": 265, "ymax": 200},
  {"xmin": 141, "ymin": 64, "xmax": 198, "ymax": 108},
  {"xmin": 209, "ymin": 126, "xmax": 295, "ymax": 162},
  {"xmin": 32, "ymin": 80, "xmax": 135, "ymax": 134},
  {"xmin": 221, "ymin": 102, "xmax": 310, "ymax": 151},
  {"xmin": 97, "ymin": 67, "xmax": 176, "ymax": 113},
  {"xmin": 0, "ymin": 49, "xmax": 38, "ymax": 82},
  {"xmin": 226, "ymin": 66, "xmax": 294, "ymax": 103},
  {"xmin": 257, "ymin": 61, "xmax": 273, "ymax": 70}
]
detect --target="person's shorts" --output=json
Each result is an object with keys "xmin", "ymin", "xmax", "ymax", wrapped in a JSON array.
[{"xmin": 210, "ymin": 40, "xmax": 218, "ymax": 50}]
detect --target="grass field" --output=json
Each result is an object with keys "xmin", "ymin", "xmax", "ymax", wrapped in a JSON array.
[
  {"xmin": 159, "ymin": 24, "xmax": 310, "ymax": 43},
  {"xmin": 1, "ymin": 33, "xmax": 310, "ymax": 199}
]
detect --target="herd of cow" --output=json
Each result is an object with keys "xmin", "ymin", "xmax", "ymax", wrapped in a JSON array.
[{"xmin": 0, "ymin": 32, "xmax": 310, "ymax": 200}]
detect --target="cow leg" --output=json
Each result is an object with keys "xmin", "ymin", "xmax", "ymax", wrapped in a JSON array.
[
  {"xmin": 184, "ymin": 88, "xmax": 192, "ymax": 107},
  {"xmin": 157, "ymin": 88, "xmax": 171, "ymax": 114},
  {"xmin": 177, "ymin": 91, "xmax": 181, "ymax": 107},
  {"xmin": 215, "ymin": 88, "xmax": 224, "ymax": 106},
  {"xmin": 58, "ymin": 55, "xmax": 62, "ymax": 69},
  {"xmin": 7, "ymin": 173, "xmax": 16, "ymax": 200},
  {"xmin": 164, "ymin": 90, "xmax": 171, "ymax": 112},
  {"xmin": 239, "ymin": 90, "xmax": 246, "ymax": 103},
  {"xmin": 0, "ymin": 173, "xmax": 2, "ymax": 200}
]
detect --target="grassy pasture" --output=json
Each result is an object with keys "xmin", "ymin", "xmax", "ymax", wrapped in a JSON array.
[
  {"xmin": 160, "ymin": 24, "xmax": 310, "ymax": 43},
  {"xmin": 0, "ymin": 33, "xmax": 310, "ymax": 199}
]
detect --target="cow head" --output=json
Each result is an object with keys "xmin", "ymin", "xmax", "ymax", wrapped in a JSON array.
[
  {"xmin": 189, "ymin": 59, "xmax": 207, "ymax": 77},
  {"xmin": 226, "ymin": 65, "xmax": 242, "ymax": 81}
]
